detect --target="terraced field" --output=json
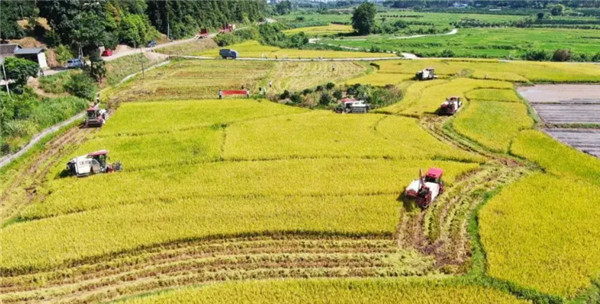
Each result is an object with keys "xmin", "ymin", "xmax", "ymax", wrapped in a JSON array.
[{"xmin": 3, "ymin": 58, "xmax": 600, "ymax": 304}]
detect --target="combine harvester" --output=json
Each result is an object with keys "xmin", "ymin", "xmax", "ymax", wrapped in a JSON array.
[
  {"xmin": 84, "ymin": 105, "xmax": 108, "ymax": 127},
  {"xmin": 404, "ymin": 168, "xmax": 445, "ymax": 209},
  {"xmin": 415, "ymin": 67, "xmax": 438, "ymax": 80},
  {"xmin": 334, "ymin": 98, "xmax": 370, "ymax": 114},
  {"xmin": 66, "ymin": 150, "xmax": 122, "ymax": 177},
  {"xmin": 439, "ymin": 96, "xmax": 463, "ymax": 115}
]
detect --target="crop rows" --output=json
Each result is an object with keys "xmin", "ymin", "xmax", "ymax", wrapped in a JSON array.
[
  {"xmin": 0, "ymin": 235, "xmax": 436, "ymax": 304},
  {"xmin": 265, "ymin": 61, "xmax": 366, "ymax": 93},
  {"xmin": 117, "ymin": 278, "xmax": 532, "ymax": 304}
]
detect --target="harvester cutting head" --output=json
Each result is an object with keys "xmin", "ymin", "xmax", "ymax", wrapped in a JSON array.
[
  {"xmin": 404, "ymin": 168, "xmax": 445, "ymax": 209},
  {"xmin": 66, "ymin": 150, "xmax": 122, "ymax": 177}
]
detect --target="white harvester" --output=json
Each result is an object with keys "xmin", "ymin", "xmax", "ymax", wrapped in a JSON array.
[
  {"xmin": 415, "ymin": 67, "xmax": 438, "ymax": 80},
  {"xmin": 66, "ymin": 150, "xmax": 122, "ymax": 177}
]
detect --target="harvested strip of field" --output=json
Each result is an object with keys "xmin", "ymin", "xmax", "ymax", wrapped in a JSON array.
[
  {"xmin": 0, "ymin": 235, "xmax": 436, "ymax": 304},
  {"xmin": 104, "ymin": 60, "xmax": 274, "ymax": 103},
  {"xmin": 223, "ymin": 112, "xmax": 482, "ymax": 162},
  {"xmin": 116, "ymin": 278, "xmax": 532, "ymax": 304},
  {"xmin": 3, "ymin": 194, "xmax": 403, "ymax": 271},
  {"xmin": 544, "ymin": 128, "xmax": 600, "ymax": 158},
  {"xmin": 265, "ymin": 61, "xmax": 366, "ymax": 93},
  {"xmin": 452, "ymin": 100, "xmax": 533, "ymax": 152},
  {"xmin": 0, "ymin": 127, "xmax": 95, "ymax": 224}
]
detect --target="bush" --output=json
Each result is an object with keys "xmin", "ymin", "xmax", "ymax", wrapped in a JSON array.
[
  {"xmin": 290, "ymin": 93, "xmax": 302, "ymax": 104},
  {"xmin": 326, "ymin": 82, "xmax": 335, "ymax": 90},
  {"xmin": 592, "ymin": 53, "xmax": 600, "ymax": 62},
  {"xmin": 333, "ymin": 90, "xmax": 343, "ymax": 100},
  {"xmin": 319, "ymin": 93, "xmax": 332, "ymax": 105},
  {"xmin": 302, "ymin": 88, "xmax": 313, "ymax": 95},
  {"xmin": 440, "ymin": 49, "xmax": 455, "ymax": 57},
  {"xmin": 552, "ymin": 49, "xmax": 572, "ymax": 62},
  {"xmin": 64, "ymin": 73, "xmax": 97, "ymax": 100},
  {"xmin": 280, "ymin": 90, "xmax": 291, "ymax": 99},
  {"xmin": 522, "ymin": 49, "xmax": 549, "ymax": 61}
]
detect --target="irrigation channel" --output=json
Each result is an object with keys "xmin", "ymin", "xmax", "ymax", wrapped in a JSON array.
[{"xmin": 518, "ymin": 84, "xmax": 600, "ymax": 158}]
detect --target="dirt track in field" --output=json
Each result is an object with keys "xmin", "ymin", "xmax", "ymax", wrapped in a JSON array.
[{"xmin": 0, "ymin": 126, "xmax": 95, "ymax": 223}]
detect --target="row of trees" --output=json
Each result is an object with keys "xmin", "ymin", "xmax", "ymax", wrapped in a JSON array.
[{"xmin": 1, "ymin": 0, "xmax": 265, "ymax": 53}]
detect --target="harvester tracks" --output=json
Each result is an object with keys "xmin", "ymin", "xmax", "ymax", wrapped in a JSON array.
[
  {"xmin": 394, "ymin": 115, "xmax": 530, "ymax": 271},
  {"xmin": 1, "ymin": 126, "xmax": 95, "ymax": 223},
  {"xmin": 0, "ymin": 235, "xmax": 436, "ymax": 304}
]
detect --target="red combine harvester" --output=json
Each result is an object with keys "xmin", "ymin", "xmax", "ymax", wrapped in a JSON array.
[
  {"xmin": 404, "ymin": 168, "xmax": 445, "ymax": 209},
  {"xmin": 84, "ymin": 105, "xmax": 108, "ymax": 127},
  {"xmin": 334, "ymin": 98, "xmax": 370, "ymax": 114},
  {"xmin": 199, "ymin": 28, "xmax": 209, "ymax": 38},
  {"xmin": 219, "ymin": 24, "xmax": 236, "ymax": 33},
  {"xmin": 439, "ymin": 96, "xmax": 463, "ymax": 116},
  {"xmin": 66, "ymin": 150, "xmax": 122, "ymax": 177},
  {"xmin": 218, "ymin": 90, "xmax": 250, "ymax": 99}
]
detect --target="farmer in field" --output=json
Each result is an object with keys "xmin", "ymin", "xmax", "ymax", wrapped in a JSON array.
[
  {"xmin": 218, "ymin": 90, "xmax": 223, "ymax": 99},
  {"xmin": 269, "ymin": 80, "xmax": 273, "ymax": 88}
]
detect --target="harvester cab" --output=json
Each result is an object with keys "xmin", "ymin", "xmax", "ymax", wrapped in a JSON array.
[
  {"xmin": 404, "ymin": 168, "xmax": 445, "ymax": 209},
  {"xmin": 85, "ymin": 106, "xmax": 108, "ymax": 128},
  {"xmin": 416, "ymin": 67, "xmax": 438, "ymax": 80},
  {"xmin": 334, "ymin": 99, "xmax": 370, "ymax": 114},
  {"xmin": 66, "ymin": 150, "xmax": 122, "ymax": 177},
  {"xmin": 439, "ymin": 96, "xmax": 463, "ymax": 116}
]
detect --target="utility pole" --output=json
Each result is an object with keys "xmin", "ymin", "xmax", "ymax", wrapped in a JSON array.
[
  {"xmin": 2, "ymin": 62, "xmax": 11, "ymax": 96},
  {"xmin": 167, "ymin": 23, "xmax": 171, "ymax": 41},
  {"xmin": 140, "ymin": 48, "xmax": 145, "ymax": 81}
]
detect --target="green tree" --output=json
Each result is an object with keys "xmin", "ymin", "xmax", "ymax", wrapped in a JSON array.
[
  {"xmin": 552, "ymin": 49, "xmax": 572, "ymax": 62},
  {"xmin": 3, "ymin": 57, "xmax": 39, "ymax": 92},
  {"xmin": 276, "ymin": 1, "xmax": 292, "ymax": 15},
  {"xmin": 550, "ymin": 4, "xmax": 565, "ymax": 16},
  {"xmin": 351, "ymin": 3, "xmax": 376, "ymax": 35},
  {"xmin": 64, "ymin": 73, "xmax": 97, "ymax": 100}
]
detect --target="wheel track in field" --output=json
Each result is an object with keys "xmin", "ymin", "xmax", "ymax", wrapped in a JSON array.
[
  {"xmin": 0, "ymin": 234, "xmax": 437, "ymax": 304},
  {"xmin": 1, "ymin": 126, "xmax": 95, "ymax": 224},
  {"xmin": 392, "ymin": 115, "xmax": 530, "ymax": 271}
]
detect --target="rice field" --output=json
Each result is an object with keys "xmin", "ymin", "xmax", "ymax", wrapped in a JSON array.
[
  {"xmin": 283, "ymin": 24, "xmax": 354, "ymax": 36},
  {"xmin": 119, "ymin": 279, "xmax": 532, "ymax": 304},
  {"xmin": 452, "ymin": 100, "xmax": 533, "ymax": 152},
  {"xmin": 4, "ymin": 56, "xmax": 600, "ymax": 304},
  {"xmin": 264, "ymin": 61, "xmax": 367, "ymax": 92}
]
